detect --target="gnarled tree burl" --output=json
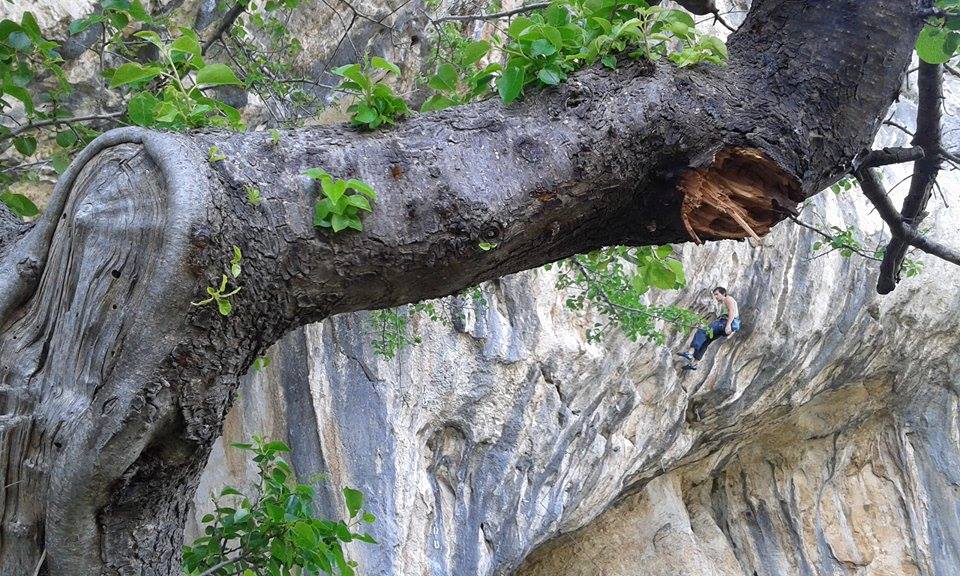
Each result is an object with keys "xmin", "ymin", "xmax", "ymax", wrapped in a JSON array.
[{"xmin": 0, "ymin": 0, "xmax": 929, "ymax": 574}]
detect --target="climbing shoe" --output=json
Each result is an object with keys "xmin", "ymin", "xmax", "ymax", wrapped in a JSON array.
[
  {"xmin": 681, "ymin": 363, "xmax": 698, "ymax": 371},
  {"xmin": 677, "ymin": 351, "xmax": 693, "ymax": 361}
]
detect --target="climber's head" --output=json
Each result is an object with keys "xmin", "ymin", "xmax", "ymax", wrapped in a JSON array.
[{"xmin": 712, "ymin": 286, "xmax": 728, "ymax": 302}]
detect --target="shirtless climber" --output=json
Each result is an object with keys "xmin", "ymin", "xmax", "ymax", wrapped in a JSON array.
[{"xmin": 677, "ymin": 287, "xmax": 740, "ymax": 371}]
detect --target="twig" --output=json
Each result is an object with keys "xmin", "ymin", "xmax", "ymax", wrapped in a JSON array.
[
  {"xmin": 435, "ymin": 2, "xmax": 551, "ymax": 23},
  {"xmin": 4, "ymin": 112, "xmax": 124, "ymax": 140},
  {"xmin": 202, "ymin": 1, "xmax": 247, "ymax": 55},
  {"xmin": 855, "ymin": 146, "xmax": 925, "ymax": 169},
  {"xmin": 197, "ymin": 554, "xmax": 250, "ymax": 576},
  {"xmin": 856, "ymin": 166, "xmax": 960, "ymax": 274},
  {"xmin": 883, "ymin": 119, "xmax": 914, "ymax": 137},
  {"xmin": 785, "ymin": 213, "xmax": 882, "ymax": 261},
  {"xmin": 32, "ymin": 550, "xmax": 45, "ymax": 576},
  {"xmin": 711, "ymin": 10, "xmax": 736, "ymax": 32}
]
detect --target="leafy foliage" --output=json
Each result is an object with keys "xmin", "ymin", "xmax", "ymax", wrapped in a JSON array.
[
  {"xmin": 192, "ymin": 247, "xmax": 243, "ymax": 316},
  {"xmin": 830, "ymin": 176, "xmax": 858, "ymax": 194},
  {"xmin": 117, "ymin": 29, "xmax": 244, "ymax": 130},
  {"xmin": 0, "ymin": 11, "xmax": 71, "ymax": 216},
  {"xmin": 304, "ymin": 168, "xmax": 377, "ymax": 232},
  {"xmin": 812, "ymin": 226, "xmax": 867, "ymax": 258},
  {"xmin": 1, "ymin": 3, "xmax": 248, "ymax": 216},
  {"xmin": 369, "ymin": 302, "xmax": 446, "ymax": 359},
  {"xmin": 548, "ymin": 246, "xmax": 703, "ymax": 344},
  {"xmin": 332, "ymin": 58, "xmax": 410, "ymax": 130},
  {"xmin": 424, "ymin": 0, "xmax": 728, "ymax": 108},
  {"xmin": 183, "ymin": 436, "xmax": 376, "ymax": 576},
  {"xmin": 917, "ymin": 0, "xmax": 960, "ymax": 64}
]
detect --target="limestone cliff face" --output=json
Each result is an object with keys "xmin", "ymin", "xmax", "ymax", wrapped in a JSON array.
[{"xmin": 188, "ymin": 92, "xmax": 960, "ymax": 574}]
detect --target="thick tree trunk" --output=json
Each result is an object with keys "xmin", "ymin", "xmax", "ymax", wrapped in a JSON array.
[{"xmin": 0, "ymin": 0, "xmax": 925, "ymax": 573}]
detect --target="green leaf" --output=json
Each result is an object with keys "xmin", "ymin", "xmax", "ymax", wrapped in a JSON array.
[
  {"xmin": 264, "ymin": 440, "xmax": 291, "ymax": 452},
  {"xmin": 420, "ymin": 94, "xmax": 458, "ymax": 112},
  {"xmin": 332, "ymin": 63, "xmax": 370, "ymax": 90},
  {"xmin": 916, "ymin": 26, "xmax": 955, "ymax": 64},
  {"xmin": 353, "ymin": 104, "xmax": 378, "ymax": 124},
  {"xmin": 292, "ymin": 523, "xmax": 318, "ymax": 549},
  {"xmin": 195, "ymin": 63, "xmax": 242, "ymax": 86},
  {"xmin": 129, "ymin": 0, "xmax": 152, "ymax": 22},
  {"xmin": 7, "ymin": 31, "xmax": 31, "ymax": 51},
  {"xmin": 321, "ymin": 178, "xmax": 348, "ymax": 203},
  {"xmin": 3, "ymin": 85, "xmax": 34, "ymax": 114},
  {"xmin": 541, "ymin": 25, "xmax": 563, "ymax": 49},
  {"xmin": 304, "ymin": 167, "xmax": 331, "ymax": 181},
  {"xmin": 314, "ymin": 199, "xmax": 333, "ymax": 226},
  {"xmin": 362, "ymin": 512, "xmax": 376, "ymax": 524},
  {"xmin": 646, "ymin": 263, "xmax": 676, "ymax": 289},
  {"xmin": 343, "ymin": 487, "xmax": 364, "ymax": 518},
  {"xmin": 13, "ymin": 136, "xmax": 37, "ymax": 156},
  {"xmin": 69, "ymin": 16, "xmax": 102, "ymax": 35},
  {"xmin": 127, "ymin": 92, "xmax": 159, "ymax": 126},
  {"xmin": 0, "ymin": 192, "xmax": 40, "ymax": 218},
  {"xmin": 51, "ymin": 152, "xmax": 71, "ymax": 174},
  {"xmin": 133, "ymin": 30, "xmax": 163, "ymax": 47},
  {"xmin": 346, "ymin": 179, "xmax": 376, "ymax": 198},
  {"xmin": 246, "ymin": 186, "xmax": 261, "ymax": 206},
  {"xmin": 330, "ymin": 213, "xmax": 350, "ymax": 232},
  {"xmin": 102, "ymin": 0, "xmax": 131, "ymax": 10},
  {"xmin": 345, "ymin": 215, "xmax": 363, "ymax": 231},
  {"xmin": 217, "ymin": 298, "xmax": 232, "ymax": 316},
  {"xmin": 370, "ymin": 56, "xmax": 401, "ymax": 76},
  {"xmin": 507, "ymin": 17, "xmax": 534, "ymax": 39},
  {"xmin": 170, "ymin": 30, "xmax": 202, "ymax": 58},
  {"xmin": 497, "ymin": 61, "xmax": 525, "ymax": 104},
  {"xmin": 460, "ymin": 40, "xmax": 490, "ymax": 65},
  {"xmin": 601, "ymin": 54, "xmax": 617, "ymax": 69},
  {"xmin": 537, "ymin": 67, "xmax": 562, "ymax": 85},
  {"xmin": 56, "ymin": 130, "xmax": 78, "ymax": 148},
  {"xmin": 108, "ymin": 63, "xmax": 163, "ymax": 87},
  {"xmin": 666, "ymin": 259, "xmax": 685, "ymax": 286},
  {"xmin": 19, "ymin": 12, "xmax": 44, "ymax": 44},
  {"xmin": 531, "ymin": 38, "xmax": 557, "ymax": 57},
  {"xmin": 346, "ymin": 195, "xmax": 371, "ymax": 211},
  {"xmin": 429, "ymin": 63, "xmax": 459, "ymax": 92}
]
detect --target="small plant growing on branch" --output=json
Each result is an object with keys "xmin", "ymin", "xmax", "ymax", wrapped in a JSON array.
[
  {"xmin": 332, "ymin": 57, "xmax": 410, "ymax": 130},
  {"xmin": 304, "ymin": 168, "xmax": 377, "ymax": 232}
]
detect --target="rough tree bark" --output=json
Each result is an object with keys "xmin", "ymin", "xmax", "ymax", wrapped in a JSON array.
[{"xmin": 0, "ymin": 0, "xmax": 926, "ymax": 574}]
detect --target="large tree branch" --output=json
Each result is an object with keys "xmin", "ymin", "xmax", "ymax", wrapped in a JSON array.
[
  {"xmin": 855, "ymin": 166, "xmax": 960, "ymax": 267},
  {"xmin": 873, "ymin": 61, "xmax": 944, "ymax": 293}
]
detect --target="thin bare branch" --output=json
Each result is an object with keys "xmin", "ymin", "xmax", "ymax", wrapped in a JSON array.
[
  {"xmin": 856, "ymin": 146, "xmax": 925, "ymax": 169},
  {"xmin": 435, "ymin": 2, "xmax": 551, "ymax": 23},
  {"xmin": 784, "ymin": 213, "xmax": 882, "ymax": 261},
  {"xmin": 201, "ymin": 1, "xmax": 247, "ymax": 55},
  {"xmin": 4, "ymin": 113, "xmax": 124, "ymax": 141}
]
